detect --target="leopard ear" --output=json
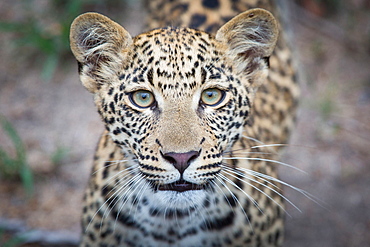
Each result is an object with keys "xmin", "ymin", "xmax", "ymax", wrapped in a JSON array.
[
  {"xmin": 70, "ymin": 12, "xmax": 132, "ymax": 93},
  {"xmin": 216, "ymin": 8, "xmax": 278, "ymax": 76}
]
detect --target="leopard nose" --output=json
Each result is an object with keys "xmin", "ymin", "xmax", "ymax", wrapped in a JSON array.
[{"xmin": 161, "ymin": 150, "xmax": 200, "ymax": 174}]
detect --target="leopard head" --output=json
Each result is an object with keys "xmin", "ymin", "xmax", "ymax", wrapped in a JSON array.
[{"xmin": 70, "ymin": 9, "xmax": 278, "ymax": 201}]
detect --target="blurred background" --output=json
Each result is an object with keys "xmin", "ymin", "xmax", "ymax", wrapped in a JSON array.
[{"xmin": 0, "ymin": 0, "xmax": 369, "ymax": 246}]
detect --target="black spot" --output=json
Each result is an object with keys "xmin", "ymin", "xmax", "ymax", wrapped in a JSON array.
[
  {"xmin": 234, "ymin": 228, "xmax": 243, "ymax": 239},
  {"xmin": 151, "ymin": 232, "xmax": 167, "ymax": 241},
  {"xmin": 109, "ymin": 102, "xmax": 116, "ymax": 114},
  {"xmin": 155, "ymin": 139, "xmax": 162, "ymax": 147},
  {"xmin": 200, "ymin": 211, "xmax": 234, "ymax": 231},
  {"xmin": 274, "ymin": 230, "xmax": 281, "ymax": 245},
  {"xmin": 190, "ymin": 14, "xmax": 207, "ymax": 29},
  {"xmin": 112, "ymin": 211, "xmax": 136, "ymax": 227},
  {"xmin": 224, "ymin": 237, "xmax": 232, "ymax": 245},
  {"xmin": 209, "ymin": 73, "xmax": 221, "ymax": 80},
  {"xmin": 198, "ymin": 43, "xmax": 207, "ymax": 52},
  {"xmin": 224, "ymin": 195, "xmax": 237, "ymax": 207},
  {"xmin": 149, "ymin": 207, "xmax": 160, "ymax": 216},
  {"xmin": 112, "ymin": 127, "xmax": 121, "ymax": 135},
  {"xmin": 77, "ymin": 61, "xmax": 83, "ymax": 74},
  {"xmin": 263, "ymin": 56, "xmax": 270, "ymax": 67},
  {"xmin": 200, "ymin": 137, "xmax": 206, "ymax": 144},
  {"xmin": 171, "ymin": 3, "xmax": 189, "ymax": 13},
  {"xmin": 201, "ymin": 67, "xmax": 207, "ymax": 84},
  {"xmin": 205, "ymin": 23, "xmax": 220, "ymax": 33},
  {"xmin": 203, "ymin": 199, "xmax": 210, "ymax": 208},
  {"xmin": 88, "ymin": 232, "xmax": 96, "ymax": 241},
  {"xmin": 142, "ymin": 197, "xmax": 149, "ymax": 206},
  {"xmin": 102, "ymin": 166, "xmax": 109, "ymax": 179},
  {"xmin": 100, "ymin": 228, "xmax": 113, "ymax": 239},
  {"xmin": 101, "ymin": 186, "xmax": 110, "ymax": 197},
  {"xmin": 147, "ymin": 68, "xmax": 154, "ymax": 86},
  {"xmin": 197, "ymin": 54, "xmax": 205, "ymax": 62},
  {"xmin": 202, "ymin": 0, "xmax": 219, "ymax": 8},
  {"xmin": 148, "ymin": 56, "xmax": 154, "ymax": 64}
]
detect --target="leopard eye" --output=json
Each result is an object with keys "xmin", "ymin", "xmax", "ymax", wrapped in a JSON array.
[
  {"xmin": 130, "ymin": 90, "xmax": 155, "ymax": 108},
  {"xmin": 201, "ymin": 88, "xmax": 225, "ymax": 107}
]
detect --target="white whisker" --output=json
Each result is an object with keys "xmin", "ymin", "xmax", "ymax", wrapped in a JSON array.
[
  {"xmin": 101, "ymin": 166, "xmax": 138, "ymax": 191},
  {"xmin": 221, "ymin": 166, "xmax": 298, "ymax": 215},
  {"xmin": 223, "ymin": 157, "xmax": 307, "ymax": 174},
  {"xmin": 132, "ymin": 180, "xmax": 150, "ymax": 217},
  {"xmin": 114, "ymin": 175, "xmax": 146, "ymax": 229},
  {"xmin": 85, "ymin": 171, "xmax": 140, "ymax": 233},
  {"xmin": 242, "ymin": 135, "xmax": 265, "ymax": 145},
  {"xmin": 250, "ymin": 144, "xmax": 289, "ymax": 149},
  {"xmin": 92, "ymin": 159, "xmax": 135, "ymax": 175},
  {"xmin": 224, "ymin": 151, "xmax": 274, "ymax": 156},
  {"xmin": 218, "ymin": 173, "xmax": 264, "ymax": 215},
  {"xmin": 216, "ymin": 175, "xmax": 253, "ymax": 231},
  {"xmin": 211, "ymin": 179, "xmax": 236, "ymax": 216},
  {"xmin": 236, "ymin": 167, "xmax": 326, "ymax": 208},
  {"xmin": 100, "ymin": 173, "xmax": 142, "ymax": 228}
]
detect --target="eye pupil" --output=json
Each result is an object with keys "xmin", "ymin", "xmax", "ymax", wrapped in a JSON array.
[
  {"xmin": 201, "ymin": 88, "xmax": 224, "ymax": 107},
  {"xmin": 130, "ymin": 90, "xmax": 155, "ymax": 108},
  {"xmin": 206, "ymin": 91, "xmax": 217, "ymax": 98},
  {"xmin": 140, "ymin": 93, "xmax": 149, "ymax": 100}
]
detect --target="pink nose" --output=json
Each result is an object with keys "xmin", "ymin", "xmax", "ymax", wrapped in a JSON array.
[{"xmin": 161, "ymin": 150, "xmax": 200, "ymax": 174}]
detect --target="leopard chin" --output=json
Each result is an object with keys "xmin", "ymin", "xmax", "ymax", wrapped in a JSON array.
[{"xmin": 151, "ymin": 189, "xmax": 207, "ymax": 209}]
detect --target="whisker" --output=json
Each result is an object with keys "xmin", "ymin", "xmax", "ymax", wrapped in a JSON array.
[
  {"xmin": 99, "ymin": 173, "xmax": 142, "ymax": 228},
  {"xmin": 189, "ymin": 186, "xmax": 212, "ymax": 230},
  {"xmin": 250, "ymin": 144, "xmax": 289, "ymax": 149},
  {"xmin": 211, "ymin": 179, "xmax": 236, "ymax": 216},
  {"xmin": 101, "ymin": 166, "xmax": 139, "ymax": 192},
  {"xmin": 85, "ymin": 171, "xmax": 140, "ymax": 232},
  {"xmin": 250, "ymin": 143, "xmax": 321, "ymax": 152},
  {"xmin": 193, "ymin": 194, "xmax": 212, "ymax": 226},
  {"xmin": 113, "ymin": 175, "xmax": 146, "ymax": 229},
  {"xmin": 235, "ymin": 167, "xmax": 327, "ymax": 208},
  {"xmin": 223, "ymin": 151, "xmax": 275, "ymax": 156},
  {"xmin": 242, "ymin": 135, "xmax": 265, "ymax": 145},
  {"xmin": 218, "ymin": 174, "xmax": 264, "ymax": 215},
  {"xmin": 92, "ymin": 159, "xmax": 134, "ymax": 175},
  {"xmin": 216, "ymin": 175, "xmax": 254, "ymax": 231},
  {"xmin": 132, "ymin": 181, "xmax": 150, "ymax": 218},
  {"xmin": 221, "ymin": 166, "xmax": 299, "ymax": 214},
  {"xmin": 242, "ymin": 134, "xmax": 319, "ymax": 153},
  {"xmin": 223, "ymin": 157, "xmax": 307, "ymax": 174}
]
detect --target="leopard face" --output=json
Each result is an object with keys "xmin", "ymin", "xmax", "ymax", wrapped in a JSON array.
[
  {"xmin": 71, "ymin": 9, "xmax": 277, "ymax": 197},
  {"xmin": 100, "ymin": 28, "xmax": 254, "ymax": 193}
]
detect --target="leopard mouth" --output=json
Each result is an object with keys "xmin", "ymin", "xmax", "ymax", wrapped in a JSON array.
[{"xmin": 158, "ymin": 179, "xmax": 203, "ymax": 193}]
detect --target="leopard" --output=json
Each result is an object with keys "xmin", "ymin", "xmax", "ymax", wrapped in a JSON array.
[{"xmin": 70, "ymin": 0, "xmax": 299, "ymax": 246}]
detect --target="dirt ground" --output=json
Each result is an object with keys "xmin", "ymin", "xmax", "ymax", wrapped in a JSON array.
[{"xmin": 0, "ymin": 1, "xmax": 369, "ymax": 247}]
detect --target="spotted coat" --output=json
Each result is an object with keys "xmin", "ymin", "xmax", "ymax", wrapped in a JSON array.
[{"xmin": 70, "ymin": 0, "xmax": 299, "ymax": 246}]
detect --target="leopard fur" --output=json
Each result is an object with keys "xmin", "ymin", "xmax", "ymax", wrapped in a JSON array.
[{"xmin": 70, "ymin": 0, "xmax": 299, "ymax": 246}]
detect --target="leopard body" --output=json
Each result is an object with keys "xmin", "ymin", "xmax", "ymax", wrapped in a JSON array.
[{"xmin": 70, "ymin": 0, "xmax": 299, "ymax": 246}]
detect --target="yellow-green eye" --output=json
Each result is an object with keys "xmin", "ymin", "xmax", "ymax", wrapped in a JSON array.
[
  {"xmin": 201, "ymin": 88, "xmax": 225, "ymax": 106},
  {"xmin": 130, "ymin": 90, "xmax": 155, "ymax": 108}
]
